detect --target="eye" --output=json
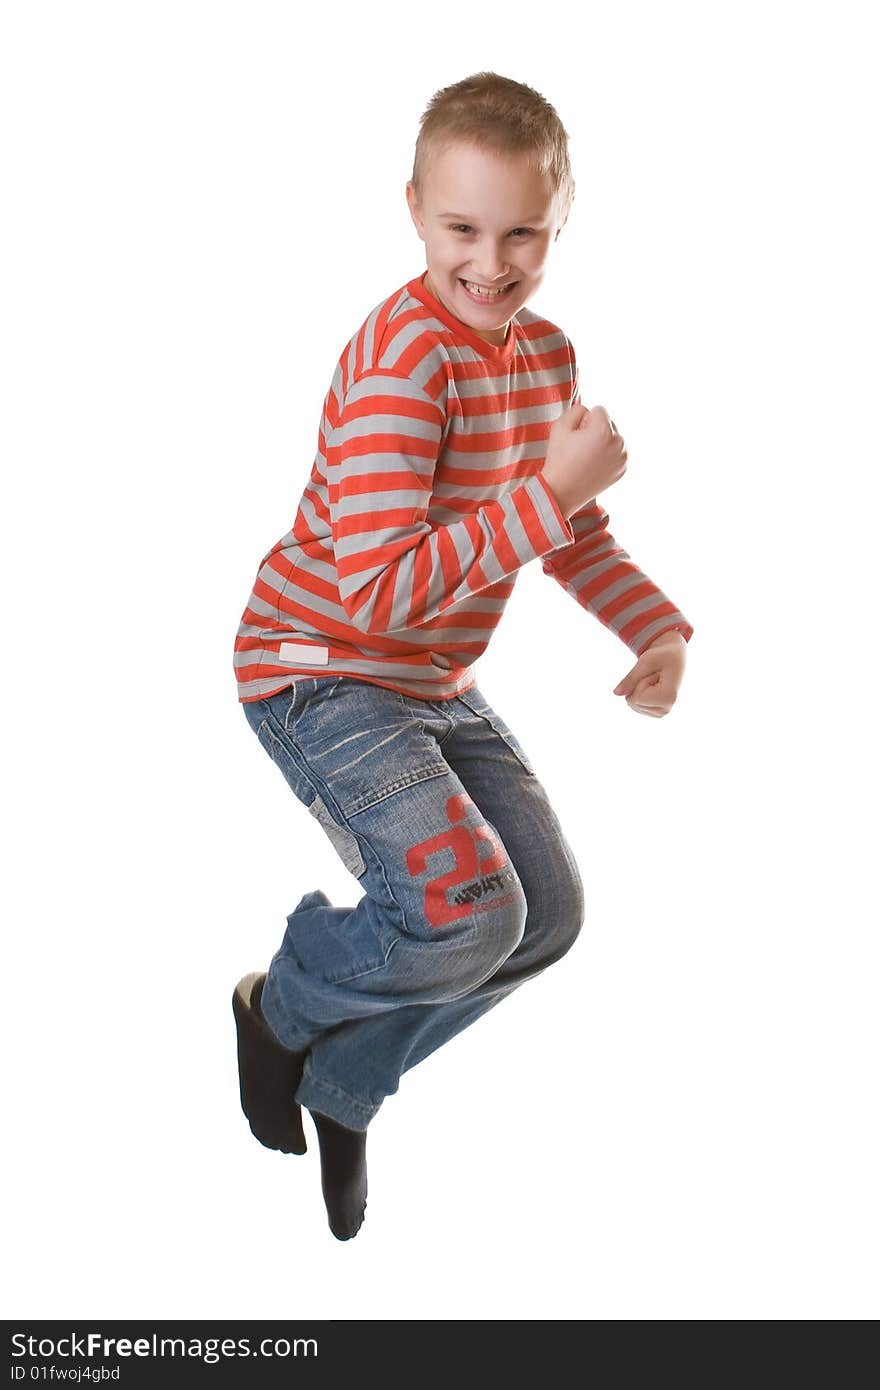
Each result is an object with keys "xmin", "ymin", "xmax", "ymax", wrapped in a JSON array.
[{"xmin": 448, "ymin": 224, "xmax": 534, "ymax": 236}]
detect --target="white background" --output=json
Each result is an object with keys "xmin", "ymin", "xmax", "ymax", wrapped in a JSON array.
[{"xmin": 3, "ymin": 0, "xmax": 877, "ymax": 1321}]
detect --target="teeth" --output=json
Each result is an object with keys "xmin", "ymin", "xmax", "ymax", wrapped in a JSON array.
[{"xmin": 463, "ymin": 280, "xmax": 512, "ymax": 298}]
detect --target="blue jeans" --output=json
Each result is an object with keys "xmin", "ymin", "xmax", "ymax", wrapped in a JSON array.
[{"xmin": 241, "ymin": 675, "xmax": 584, "ymax": 1130}]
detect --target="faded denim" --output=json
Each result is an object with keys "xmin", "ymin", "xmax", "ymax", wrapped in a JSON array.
[{"xmin": 241, "ymin": 675, "xmax": 584, "ymax": 1130}]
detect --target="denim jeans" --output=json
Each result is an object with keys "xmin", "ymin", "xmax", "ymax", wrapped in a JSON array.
[{"xmin": 241, "ymin": 675, "xmax": 584, "ymax": 1130}]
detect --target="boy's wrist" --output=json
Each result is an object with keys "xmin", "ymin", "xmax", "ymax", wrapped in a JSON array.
[{"xmin": 539, "ymin": 467, "xmax": 574, "ymax": 520}]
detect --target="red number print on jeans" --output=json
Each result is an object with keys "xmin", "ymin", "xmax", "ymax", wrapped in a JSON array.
[{"xmin": 405, "ymin": 792, "xmax": 510, "ymax": 927}]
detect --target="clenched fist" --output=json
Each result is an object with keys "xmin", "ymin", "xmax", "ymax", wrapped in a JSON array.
[{"xmin": 541, "ymin": 403, "xmax": 627, "ymax": 519}]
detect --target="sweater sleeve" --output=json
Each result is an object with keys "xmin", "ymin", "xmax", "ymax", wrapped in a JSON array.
[
  {"xmin": 328, "ymin": 369, "xmax": 575, "ymax": 634},
  {"xmin": 541, "ymin": 498, "xmax": 694, "ymax": 654},
  {"xmin": 543, "ymin": 335, "xmax": 694, "ymax": 655}
]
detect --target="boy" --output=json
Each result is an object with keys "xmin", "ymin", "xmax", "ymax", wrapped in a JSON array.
[{"xmin": 232, "ymin": 72, "xmax": 693, "ymax": 1240}]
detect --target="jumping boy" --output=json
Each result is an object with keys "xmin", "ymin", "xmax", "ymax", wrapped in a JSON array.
[{"xmin": 232, "ymin": 71, "xmax": 693, "ymax": 1240}]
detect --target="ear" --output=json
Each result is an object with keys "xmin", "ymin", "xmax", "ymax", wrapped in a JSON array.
[
  {"xmin": 405, "ymin": 181, "xmax": 425, "ymax": 239},
  {"xmin": 554, "ymin": 198, "xmax": 570, "ymax": 241}
]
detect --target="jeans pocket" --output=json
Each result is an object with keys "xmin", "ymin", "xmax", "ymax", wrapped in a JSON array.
[
  {"xmin": 307, "ymin": 791, "xmax": 367, "ymax": 879},
  {"xmin": 256, "ymin": 715, "xmax": 369, "ymax": 879},
  {"xmin": 459, "ymin": 689, "xmax": 536, "ymax": 777},
  {"xmin": 262, "ymin": 676, "xmax": 344, "ymax": 735},
  {"xmin": 283, "ymin": 902, "xmax": 394, "ymax": 984}
]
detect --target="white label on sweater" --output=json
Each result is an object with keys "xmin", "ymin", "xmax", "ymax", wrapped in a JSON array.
[{"xmin": 278, "ymin": 641, "xmax": 329, "ymax": 665}]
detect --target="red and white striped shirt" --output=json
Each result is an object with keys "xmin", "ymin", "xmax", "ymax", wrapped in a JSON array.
[{"xmin": 233, "ymin": 271, "xmax": 693, "ymax": 703}]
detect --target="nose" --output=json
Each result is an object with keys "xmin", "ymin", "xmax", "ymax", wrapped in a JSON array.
[{"xmin": 469, "ymin": 242, "xmax": 511, "ymax": 282}]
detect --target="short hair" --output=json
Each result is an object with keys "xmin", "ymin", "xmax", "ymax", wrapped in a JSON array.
[{"xmin": 410, "ymin": 71, "xmax": 575, "ymax": 225}]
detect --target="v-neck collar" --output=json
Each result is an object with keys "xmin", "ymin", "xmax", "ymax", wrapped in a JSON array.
[{"xmin": 406, "ymin": 271, "xmax": 520, "ymax": 367}]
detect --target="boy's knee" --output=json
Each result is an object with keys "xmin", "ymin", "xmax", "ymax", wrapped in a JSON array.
[
  {"xmin": 540, "ymin": 861, "xmax": 585, "ymax": 965},
  {"xmin": 451, "ymin": 879, "xmax": 528, "ymax": 992},
  {"xmin": 553, "ymin": 902, "xmax": 583, "ymax": 962},
  {"xmin": 489, "ymin": 881, "xmax": 528, "ymax": 956},
  {"xmin": 404, "ymin": 877, "xmax": 526, "ymax": 1003}
]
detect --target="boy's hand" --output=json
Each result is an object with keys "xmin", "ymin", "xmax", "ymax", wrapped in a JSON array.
[
  {"xmin": 612, "ymin": 630, "xmax": 687, "ymax": 717},
  {"xmin": 541, "ymin": 402, "xmax": 627, "ymax": 518}
]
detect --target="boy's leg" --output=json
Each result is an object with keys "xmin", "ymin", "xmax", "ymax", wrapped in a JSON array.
[
  {"xmin": 241, "ymin": 676, "xmax": 531, "ymax": 1133},
  {"xmin": 295, "ymin": 684, "xmax": 585, "ymax": 1116}
]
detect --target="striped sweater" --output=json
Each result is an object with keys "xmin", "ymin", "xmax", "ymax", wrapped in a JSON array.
[{"xmin": 233, "ymin": 270, "xmax": 693, "ymax": 703}]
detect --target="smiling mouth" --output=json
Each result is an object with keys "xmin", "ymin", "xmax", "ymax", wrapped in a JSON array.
[{"xmin": 459, "ymin": 278, "xmax": 518, "ymax": 299}]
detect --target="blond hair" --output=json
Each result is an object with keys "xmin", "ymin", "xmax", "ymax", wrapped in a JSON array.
[{"xmin": 411, "ymin": 71, "xmax": 575, "ymax": 224}]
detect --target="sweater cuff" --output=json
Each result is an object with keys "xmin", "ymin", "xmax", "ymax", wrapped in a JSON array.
[
  {"xmin": 523, "ymin": 471, "xmax": 576, "ymax": 551},
  {"xmin": 634, "ymin": 619, "xmax": 695, "ymax": 655}
]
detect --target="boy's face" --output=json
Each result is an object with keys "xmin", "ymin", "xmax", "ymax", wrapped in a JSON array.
[{"xmin": 406, "ymin": 141, "xmax": 565, "ymax": 347}]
